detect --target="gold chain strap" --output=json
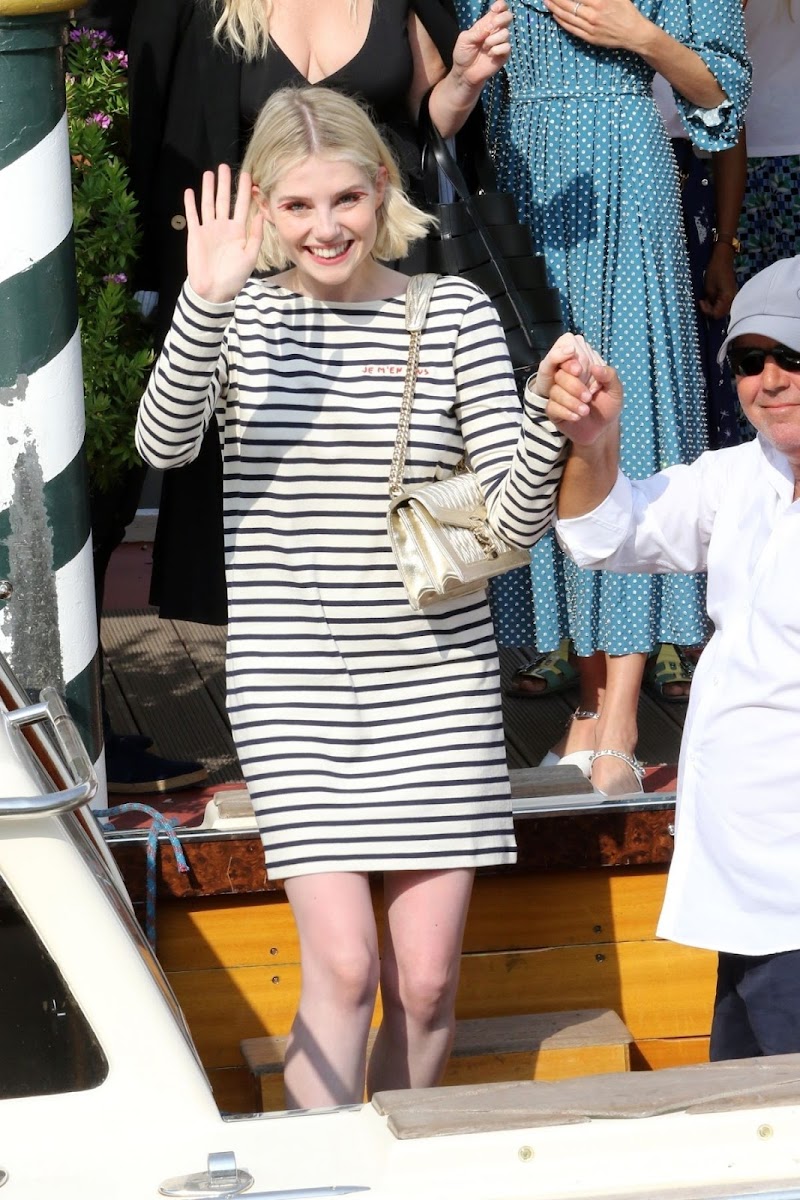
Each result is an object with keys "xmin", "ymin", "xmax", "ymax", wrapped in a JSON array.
[{"xmin": 388, "ymin": 274, "xmax": 438, "ymax": 499}]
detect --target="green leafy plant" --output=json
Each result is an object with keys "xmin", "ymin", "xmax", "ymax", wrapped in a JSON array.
[{"xmin": 66, "ymin": 28, "xmax": 153, "ymax": 493}]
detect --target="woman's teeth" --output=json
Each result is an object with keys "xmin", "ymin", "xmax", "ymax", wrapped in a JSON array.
[{"xmin": 310, "ymin": 244, "xmax": 349, "ymax": 258}]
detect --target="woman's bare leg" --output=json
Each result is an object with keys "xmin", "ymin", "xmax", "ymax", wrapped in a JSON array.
[
  {"xmin": 283, "ymin": 871, "xmax": 379, "ymax": 1109},
  {"xmin": 366, "ymin": 868, "xmax": 475, "ymax": 1094},
  {"xmin": 552, "ymin": 651, "xmax": 606, "ymax": 757},
  {"xmin": 590, "ymin": 651, "xmax": 648, "ymax": 796}
]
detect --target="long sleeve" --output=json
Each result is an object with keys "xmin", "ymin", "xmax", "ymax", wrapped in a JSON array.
[
  {"xmin": 135, "ymin": 283, "xmax": 232, "ymax": 469},
  {"xmin": 452, "ymin": 291, "xmax": 566, "ymax": 548},
  {"xmin": 660, "ymin": 0, "xmax": 751, "ymax": 151},
  {"xmin": 554, "ymin": 452, "xmax": 727, "ymax": 576}
]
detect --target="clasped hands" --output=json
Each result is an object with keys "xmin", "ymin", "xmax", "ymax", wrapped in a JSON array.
[{"xmin": 539, "ymin": 333, "xmax": 623, "ymax": 446}]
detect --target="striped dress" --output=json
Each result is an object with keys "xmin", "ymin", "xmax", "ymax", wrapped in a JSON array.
[{"xmin": 136, "ymin": 275, "xmax": 565, "ymax": 879}]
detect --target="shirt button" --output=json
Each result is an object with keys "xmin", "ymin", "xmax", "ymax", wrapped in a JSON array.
[{"xmin": 170, "ymin": 214, "xmax": 187, "ymax": 231}]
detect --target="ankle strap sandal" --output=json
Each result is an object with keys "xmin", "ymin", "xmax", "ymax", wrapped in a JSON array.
[{"xmin": 590, "ymin": 748, "xmax": 645, "ymax": 796}]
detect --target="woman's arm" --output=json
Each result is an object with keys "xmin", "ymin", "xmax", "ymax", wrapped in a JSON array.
[
  {"xmin": 452, "ymin": 292, "xmax": 567, "ymax": 549},
  {"xmin": 135, "ymin": 166, "xmax": 264, "ymax": 470},
  {"xmin": 542, "ymin": 0, "xmax": 724, "ymax": 106},
  {"xmin": 407, "ymin": 0, "xmax": 511, "ymax": 137},
  {"xmin": 700, "ymin": 133, "xmax": 748, "ymax": 319}
]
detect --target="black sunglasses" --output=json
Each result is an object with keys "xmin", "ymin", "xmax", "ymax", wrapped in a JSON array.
[{"xmin": 727, "ymin": 344, "xmax": 800, "ymax": 377}]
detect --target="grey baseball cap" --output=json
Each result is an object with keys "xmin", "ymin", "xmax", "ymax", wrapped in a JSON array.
[{"xmin": 717, "ymin": 254, "xmax": 800, "ymax": 362}]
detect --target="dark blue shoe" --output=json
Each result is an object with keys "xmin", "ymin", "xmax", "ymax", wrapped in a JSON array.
[{"xmin": 105, "ymin": 734, "xmax": 207, "ymax": 794}]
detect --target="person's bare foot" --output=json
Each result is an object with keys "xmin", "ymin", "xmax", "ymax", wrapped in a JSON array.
[{"xmin": 509, "ymin": 640, "xmax": 577, "ymax": 697}]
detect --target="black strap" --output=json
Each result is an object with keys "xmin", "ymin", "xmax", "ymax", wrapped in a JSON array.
[{"xmin": 417, "ymin": 90, "xmax": 535, "ymax": 354}]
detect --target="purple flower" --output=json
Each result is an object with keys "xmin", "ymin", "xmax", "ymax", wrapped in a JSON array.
[
  {"xmin": 103, "ymin": 273, "xmax": 128, "ymax": 284},
  {"xmin": 69, "ymin": 26, "xmax": 113, "ymax": 46},
  {"xmin": 104, "ymin": 49, "xmax": 128, "ymax": 68},
  {"xmin": 86, "ymin": 112, "xmax": 112, "ymax": 129}
]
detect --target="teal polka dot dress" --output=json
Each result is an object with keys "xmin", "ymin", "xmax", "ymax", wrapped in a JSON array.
[{"xmin": 457, "ymin": 0, "xmax": 751, "ymax": 654}]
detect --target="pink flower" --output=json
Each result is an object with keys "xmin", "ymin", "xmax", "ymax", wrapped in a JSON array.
[
  {"xmin": 103, "ymin": 273, "xmax": 128, "ymax": 284},
  {"xmin": 86, "ymin": 112, "xmax": 112, "ymax": 129}
]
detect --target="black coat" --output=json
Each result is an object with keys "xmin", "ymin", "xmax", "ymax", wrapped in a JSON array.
[
  {"xmin": 128, "ymin": 0, "xmax": 245, "ymax": 322},
  {"xmin": 128, "ymin": 0, "xmax": 462, "ymax": 328}
]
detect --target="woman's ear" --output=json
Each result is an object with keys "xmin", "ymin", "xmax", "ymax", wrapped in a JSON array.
[
  {"xmin": 252, "ymin": 184, "xmax": 272, "ymax": 221},
  {"xmin": 374, "ymin": 165, "xmax": 388, "ymax": 208}
]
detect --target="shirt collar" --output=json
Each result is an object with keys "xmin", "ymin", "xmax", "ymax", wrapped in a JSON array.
[{"xmin": 758, "ymin": 434, "xmax": 798, "ymax": 505}]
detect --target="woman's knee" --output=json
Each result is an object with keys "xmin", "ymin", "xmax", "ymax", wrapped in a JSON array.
[
  {"xmin": 384, "ymin": 957, "xmax": 460, "ymax": 1028},
  {"xmin": 307, "ymin": 939, "xmax": 380, "ymax": 1011}
]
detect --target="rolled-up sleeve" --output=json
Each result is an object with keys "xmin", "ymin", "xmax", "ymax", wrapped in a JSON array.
[
  {"xmin": 661, "ymin": 0, "xmax": 751, "ymax": 150},
  {"xmin": 556, "ymin": 454, "xmax": 722, "ymax": 575}
]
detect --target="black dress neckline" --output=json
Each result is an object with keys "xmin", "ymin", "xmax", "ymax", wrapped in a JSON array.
[{"xmin": 268, "ymin": 0, "xmax": 378, "ymax": 86}]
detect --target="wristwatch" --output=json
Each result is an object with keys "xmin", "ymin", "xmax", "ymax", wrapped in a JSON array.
[{"xmin": 712, "ymin": 229, "xmax": 742, "ymax": 253}]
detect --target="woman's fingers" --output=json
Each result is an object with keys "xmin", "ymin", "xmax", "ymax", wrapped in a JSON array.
[
  {"xmin": 200, "ymin": 170, "xmax": 217, "ymax": 225},
  {"xmin": 233, "ymin": 169, "xmax": 253, "ymax": 226},
  {"xmin": 215, "ymin": 163, "xmax": 232, "ymax": 223},
  {"xmin": 184, "ymin": 186, "xmax": 200, "ymax": 232}
]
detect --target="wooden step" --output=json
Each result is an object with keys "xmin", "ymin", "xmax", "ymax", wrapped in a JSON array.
[{"xmin": 241, "ymin": 1008, "xmax": 633, "ymax": 1112}]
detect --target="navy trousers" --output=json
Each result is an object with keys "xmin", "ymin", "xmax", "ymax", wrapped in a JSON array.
[{"xmin": 710, "ymin": 948, "xmax": 800, "ymax": 1061}]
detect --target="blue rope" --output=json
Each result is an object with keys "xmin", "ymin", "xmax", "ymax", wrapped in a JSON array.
[{"xmin": 96, "ymin": 804, "xmax": 189, "ymax": 948}]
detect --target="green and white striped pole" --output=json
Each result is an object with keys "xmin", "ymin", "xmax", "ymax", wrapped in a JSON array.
[{"xmin": 0, "ymin": 0, "xmax": 104, "ymax": 804}]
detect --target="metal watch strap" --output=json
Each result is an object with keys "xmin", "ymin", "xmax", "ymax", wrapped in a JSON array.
[{"xmin": 388, "ymin": 274, "xmax": 439, "ymax": 499}]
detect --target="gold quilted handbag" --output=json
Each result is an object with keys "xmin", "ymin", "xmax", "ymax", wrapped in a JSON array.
[{"xmin": 387, "ymin": 275, "xmax": 530, "ymax": 611}]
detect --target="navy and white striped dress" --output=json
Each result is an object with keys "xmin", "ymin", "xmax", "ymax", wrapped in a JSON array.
[{"xmin": 136, "ymin": 275, "xmax": 565, "ymax": 879}]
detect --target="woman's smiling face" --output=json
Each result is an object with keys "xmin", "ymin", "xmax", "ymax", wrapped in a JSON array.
[{"xmin": 257, "ymin": 154, "xmax": 387, "ymax": 301}]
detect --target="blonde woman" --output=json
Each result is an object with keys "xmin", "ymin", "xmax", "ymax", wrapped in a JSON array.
[
  {"xmin": 136, "ymin": 87, "xmax": 567, "ymax": 1108},
  {"xmin": 128, "ymin": 0, "xmax": 511, "ymax": 626}
]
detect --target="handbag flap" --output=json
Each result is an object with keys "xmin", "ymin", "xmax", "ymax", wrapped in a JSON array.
[{"xmin": 402, "ymin": 472, "xmax": 487, "ymax": 527}]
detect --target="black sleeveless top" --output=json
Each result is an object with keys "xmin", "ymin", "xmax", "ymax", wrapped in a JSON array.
[{"xmin": 239, "ymin": 0, "xmax": 419, "ymax": 187}]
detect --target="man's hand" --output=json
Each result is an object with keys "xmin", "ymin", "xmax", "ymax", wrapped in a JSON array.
[{"xmin": 546, "ymin": 357, "xmax": 623, "ymax": 446}]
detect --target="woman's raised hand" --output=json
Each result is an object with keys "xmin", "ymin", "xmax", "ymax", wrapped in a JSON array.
[
  {"xmin": 184, "ymin": 165, "xmax": 265, "ymax": 304},
  {"xmin": 453, "ymin": 0, "xmax": 512, "ymax": 87}
]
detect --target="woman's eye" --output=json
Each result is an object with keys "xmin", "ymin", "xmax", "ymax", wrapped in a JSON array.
[{"xmin": 337, "ymin": 192, "xmax": 363, "ymax": 207}]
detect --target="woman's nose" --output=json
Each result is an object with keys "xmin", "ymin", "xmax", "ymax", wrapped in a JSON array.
[{"xmin": 312, "ymin": 207, "xmax": 340, "ymax": 241}]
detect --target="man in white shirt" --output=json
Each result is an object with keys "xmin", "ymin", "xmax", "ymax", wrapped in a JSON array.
[{"xmin": 539, "ymin": 255, "xmax": 800, "ymax": 1061}]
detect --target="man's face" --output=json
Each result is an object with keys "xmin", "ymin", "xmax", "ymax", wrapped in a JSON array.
[{"xmin": 733, "ymin": 335, "xmax": 800, "ymax": 466}]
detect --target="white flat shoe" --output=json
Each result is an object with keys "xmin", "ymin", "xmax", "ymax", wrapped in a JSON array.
[
  {"xmin": 538, "ymin": 710, "xmax": 598, "ymax": 778},
  {"xmin": 590, "ymin": 748, "xmax": 645, "ymax": 797},
  {"xmin": 538, "ymin": 749, "xmax": 594, "ymax": 777}
]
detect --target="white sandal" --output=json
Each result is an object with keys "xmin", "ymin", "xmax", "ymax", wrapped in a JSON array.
[
  {"xmin": 539, "ymin": 710, "xmax": 599, "ymax": 779},
  {"xmin": 589, "ymin": 748, "xmax": 645, "ymax": 797}
]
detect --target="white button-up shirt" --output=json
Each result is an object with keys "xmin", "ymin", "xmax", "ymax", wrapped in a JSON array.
[{"xmin": 556, "ymin": 436, "xmax": 800, "ymax": 954}]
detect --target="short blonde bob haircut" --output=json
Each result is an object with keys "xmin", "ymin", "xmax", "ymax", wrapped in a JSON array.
[{"xmin": 241, "ymin": 87, "xmax": 435, "ymax": 270}]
